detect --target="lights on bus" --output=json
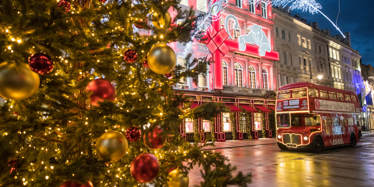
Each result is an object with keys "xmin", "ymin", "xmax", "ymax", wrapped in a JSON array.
[
  {"xmin": 303, "ymin": 136, "xmax": 308, "ymax": 141},
  {"xmin": 277, "ymin": 134, "xmax": 282, "ymax": 139}
]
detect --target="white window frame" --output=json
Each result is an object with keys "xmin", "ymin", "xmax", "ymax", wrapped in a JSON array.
[
  {"xmin": 262, "ymin": 69, "xmax": 269, "ymax": 89},
  {"xmin": 248, "ymin": 66, "xmax": 256, "ymax": 88},
  {"xmin": 249, "ymin": 0, "xmax": 255, "ymax": 13},
  {"xmin": 223, "ymin": 61, "xmax": 228, "ymax": 86},
  {"xmin": 236, "ymin": 0, "xmax": 242, "ymax": 8},
  {"xmin": 234, "ymin": 63, "xmax": 243, "ymax": 87},
  {"xmin": 261, "ymin": 2, "xmax": 268, "ymax": 19}
]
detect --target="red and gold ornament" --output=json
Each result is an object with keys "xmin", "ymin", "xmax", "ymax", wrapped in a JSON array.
[
  {"xmin": 130, "ymin": 153, "xmax": 159, "ymax": 183},
  {"xmin": 57, "ymin": 0, "xmax": 71, "ymax": 12},
  {"xmin": 85, "ymin": 79, "xmax": 115, "ymax": 106},
  {"xmin": 143, "ymin": 126, "xmax": 165, "ymax": 149},
  {"xmin": 28, "ymin": 53, "xmax": 54, "ymax": 75},
  {"xmin": 125, "ymin": 127, "xmax": 141, "ymax": 142},
  {"xmin": 59, "ymin": 181, "xmax": 93, "ymax": 187},
  {"xmin": 123, "ymin": 49, "xmax": 138, "ymax": 63}
]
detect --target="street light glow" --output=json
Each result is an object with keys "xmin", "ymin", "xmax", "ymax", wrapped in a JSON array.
[{"xmin": 317, "ymin": 74, "xmax": 324, "ymax": 80}]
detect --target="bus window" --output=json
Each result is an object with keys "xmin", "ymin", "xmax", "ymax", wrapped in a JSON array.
[
  {"xmin": 351, "ymin": 95, "xmax": 357, "ymax": 103},
  {"xmin": 337, "ymin": 93, "xmax": 344, "ymax": 101},
  {"xmin": 290, "ymin": 114, "xmax": 320, "ymax": 127},
  {"xmin": 308, "ymin": 88, "xmax": 317, "ymax": 97},
  {"xmin": 329, "ymin": 92, "xmax": 337, "ymax": 100},
  {"xmin": 277, "ymin": 114, "xmax": 290, "ymax": 128},
  {"xmin": 305, "ymin": 115, "xmax": 321, "ymax": 126},
  {"xmin": 345, "ymin": 94, "xmax": 351, "ymax": 102},
  {"xmin": 278, "ymin": 91, "xmax": 291, "ymax": 99},
  {"xmin": 320, "ymin": 91, "xmax": 328, "ymax": 99},
  {"xmin": 348, "ymin": 118, "xmax": 354, "ymax": 126},
  {"xmin": 292, "ymin": 88, "xmax": 307, "ymax": 98}
]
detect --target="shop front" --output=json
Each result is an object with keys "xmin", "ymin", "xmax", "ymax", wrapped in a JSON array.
[{"xmin": 180, "ymin": 92, "xmax": 275, "ymax": 142}]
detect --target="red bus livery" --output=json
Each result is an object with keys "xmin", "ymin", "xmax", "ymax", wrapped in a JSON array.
[{"xmin": 275, "ymin": 82, "xmax": 361, "ymax": 152}]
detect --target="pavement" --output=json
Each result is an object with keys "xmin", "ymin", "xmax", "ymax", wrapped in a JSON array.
[{"xmin": 189, "ymin": 131, "xmax": 374, "ymax": 187}]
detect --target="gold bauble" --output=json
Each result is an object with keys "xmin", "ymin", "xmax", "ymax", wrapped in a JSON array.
[
  {"xmin": 96, "ymin": 131, "xmax": 128, "ymax": 162},
  {"xmin": 151, "ymin": 12, "xmax": 171, "ymax": 29},
  {"xmin": 147, "ymin": 43, "xmax": 176, "ymax": 74},
  {"xmin": 167, "ymin": 168, "xmax": 189, "ymax": 187},
  {"xmin": 0, "ymin": 62, "xmax": 40, "ymax": 100}
]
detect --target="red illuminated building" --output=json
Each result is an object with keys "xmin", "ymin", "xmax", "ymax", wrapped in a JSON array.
[{"xmin": 176, "ymin": 0, "xmax": 279, "ymax": 141}]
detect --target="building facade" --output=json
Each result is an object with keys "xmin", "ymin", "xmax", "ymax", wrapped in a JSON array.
[
  {"xmin": 177, "ymin": 0, "xmax": 279, "ymax": 141},
  {"xmin": 273, "ymin": 8, "xmax": 362, "ymax": 93}
]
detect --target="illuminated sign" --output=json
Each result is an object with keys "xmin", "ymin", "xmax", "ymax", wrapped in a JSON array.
[
  {"xmin": 315, "ymin": 99, "xmax": 355, "ymax": 112},
  {"xmin": 282, "ymin": 99, "xmax": 300, "ymax": 109}
]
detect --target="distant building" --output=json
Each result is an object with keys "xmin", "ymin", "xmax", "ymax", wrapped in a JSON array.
[{"xmin": 273, "ymin": 8, "xmax": 362, "ymax": 93}]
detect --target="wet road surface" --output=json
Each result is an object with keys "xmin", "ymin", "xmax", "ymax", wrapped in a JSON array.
[{"xmin": 189, "ymin": 136, "xmax": 374, "ymax": 187}]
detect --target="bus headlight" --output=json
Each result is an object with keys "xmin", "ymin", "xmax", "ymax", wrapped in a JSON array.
[
  {"xmin": 277, "ymin": 135, "xmax": 282, "ymax": 139},
  {"xmin": 303, "ymin": 136, "xmax": 308, "ymax": 141}
]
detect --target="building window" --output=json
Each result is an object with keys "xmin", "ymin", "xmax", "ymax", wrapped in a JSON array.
[
  {"xmin": 261, "ymin": 2, "xmax": 267, "ymax": 18},
  {"xmin": 303, "ymin": 58, "xmax": 307, "ymax": 72},
  {"xmin": 288, "ymin": 32, "xmax": 291, "ymax": 41},
  {"xmin": 236, "ymin": 0, "xmax": 242, "ymax": 8},
  {"xmin": 281, "ymin": 30, "xmax": 285, "ymax": 40},
  {"xmin": 222, "ymin": 113, "xmax": 232, "ymax": 132},
  {"xmin": 198, "ymin": 74, "xmax": 207, "ymax": 88},
  {"xmin": 249, "ymin": 0, "xmax": 255, "ymax": 13},
  {"xmin": 275, "ymin": 27, "xmax": 279, "ymax": 38},
  {"xmin": 248, "ymin": 66, "xmax": 256, "ymax": 88},
  {"xmin": 262, "ymin": 69, "xmax": 269, "ymax": 89},
  {"xmin": 234, "ymin": 63, "xmax": 243, "ymax": 87},
  {"xmin": 223, "ymin": 61, "xmax": 228, "ymax": 86},
  {"xmin": 289, "ymin": 54, "xmax": 293, "ymax": 65},
  {"xmin": 297, "ymin": 34, "xmax": 301, "ymax": 46},
  {"xmin": 185, "ymin": 118, "xmax": 194, "ymax": 133},
  {"xmin": 283, "ymin": 51, "xmax": 287, "ymax": 64},
  {"xmin": 254, "ymin": 113, "xmax": 263, "ymax": 131}
]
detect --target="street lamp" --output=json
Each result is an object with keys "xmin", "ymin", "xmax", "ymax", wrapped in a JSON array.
[{"xmin": 317, "ymin": 74, "xmax": 324, "ymax": 81}]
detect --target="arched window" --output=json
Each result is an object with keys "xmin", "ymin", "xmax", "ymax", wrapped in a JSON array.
[
  {"xmin": 262, "ymin": 69, "xmax": 268, "ymax": 89},
  {"xmin": 222, "ymin": 61, "xmax": 228, "ymax": 86},
  {"xmin": 234, "ymin": 63, "xmax": 243, "ymax": 87},
  {"xmin": 248, "ymin": 66, "xmax": 256, "ymax": 88}
]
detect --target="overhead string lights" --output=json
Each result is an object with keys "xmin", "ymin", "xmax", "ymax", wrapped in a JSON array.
[{"xmin": 272, "ymin": 0, "xmax": 346, "ymax": 38}]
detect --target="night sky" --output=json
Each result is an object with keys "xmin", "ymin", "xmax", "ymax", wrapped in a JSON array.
[{"xmin": 286, "ymin": 0, "xmax": 374, "ymax": 65}]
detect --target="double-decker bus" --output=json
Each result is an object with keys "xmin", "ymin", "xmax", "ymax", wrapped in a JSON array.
[{"xmin": 275, "ymin": 82, "xmax": 361, "ymax": 152}]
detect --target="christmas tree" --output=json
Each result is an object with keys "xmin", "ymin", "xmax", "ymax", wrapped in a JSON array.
[{"xmin": 0, "ymin": 0, "xmax": 251, "ymax": 186}]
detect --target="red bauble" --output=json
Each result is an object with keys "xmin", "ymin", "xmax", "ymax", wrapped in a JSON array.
[
  {"xmin": 124, "ymin": 49, "xmax": 138, "ymax": 63},
  {"xmin": 85, "ymin": 79, "xmax": 115, "ymax": 106},
  {"xmin": 143, "ymin": 126, "xmax": 165, "ymax": 149},
  {"xmin": 59, "ymin": 181, "xmax": 93, "ymax": 187},
  {"xmin": 126, "ymin": 127, "xmax": 141, "ymax": 142},
  {"xmin": 28, "ymin": 53, "xmax": 54, "ymax": 75},
  {"xmin": 130, "ymin": 153, "xmax": 159, "ymax": 183},
  {"xmin": 57, "ymin": 0, "xmax": 71, "ymax": 12},
  {"xmin": 143, "ymin": 61, "xmax": 149, "ymax": 68}
]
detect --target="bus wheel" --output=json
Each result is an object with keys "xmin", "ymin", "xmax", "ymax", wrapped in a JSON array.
[
  {"xmin": 350, "ymin": 134, "xmax": 357, "ymax": 147},
  {"xmin": 277, "ymin": 142, "xmax": 288, "ymax": 151},
  {"xmin": 312, "ymin": 137, "xmax": 324, "ymax": 153}
]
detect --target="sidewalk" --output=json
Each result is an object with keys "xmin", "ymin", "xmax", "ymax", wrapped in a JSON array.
[{"xmin": 202, "ymin": 138, "xmax": 276, "ymax": 150}]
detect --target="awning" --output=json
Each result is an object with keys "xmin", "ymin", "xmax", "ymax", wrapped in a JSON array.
[
  {"xmin": 239, "ymin": 105, "xmax": 257, "ymax": 112},
  {"xmin": 255, "ymin": 105, "xmax": 271, "ymax": 113},
  {"xmin": 225, "ymin": 104, "xmax": 241, "ymax": 112},
  {"xmin": 190, "ymin": 103, "xmax": 199, "ymax": 109},
  {"xmin": 268, "ymin": 105, "xmax": 275, "ymax": 111}
]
